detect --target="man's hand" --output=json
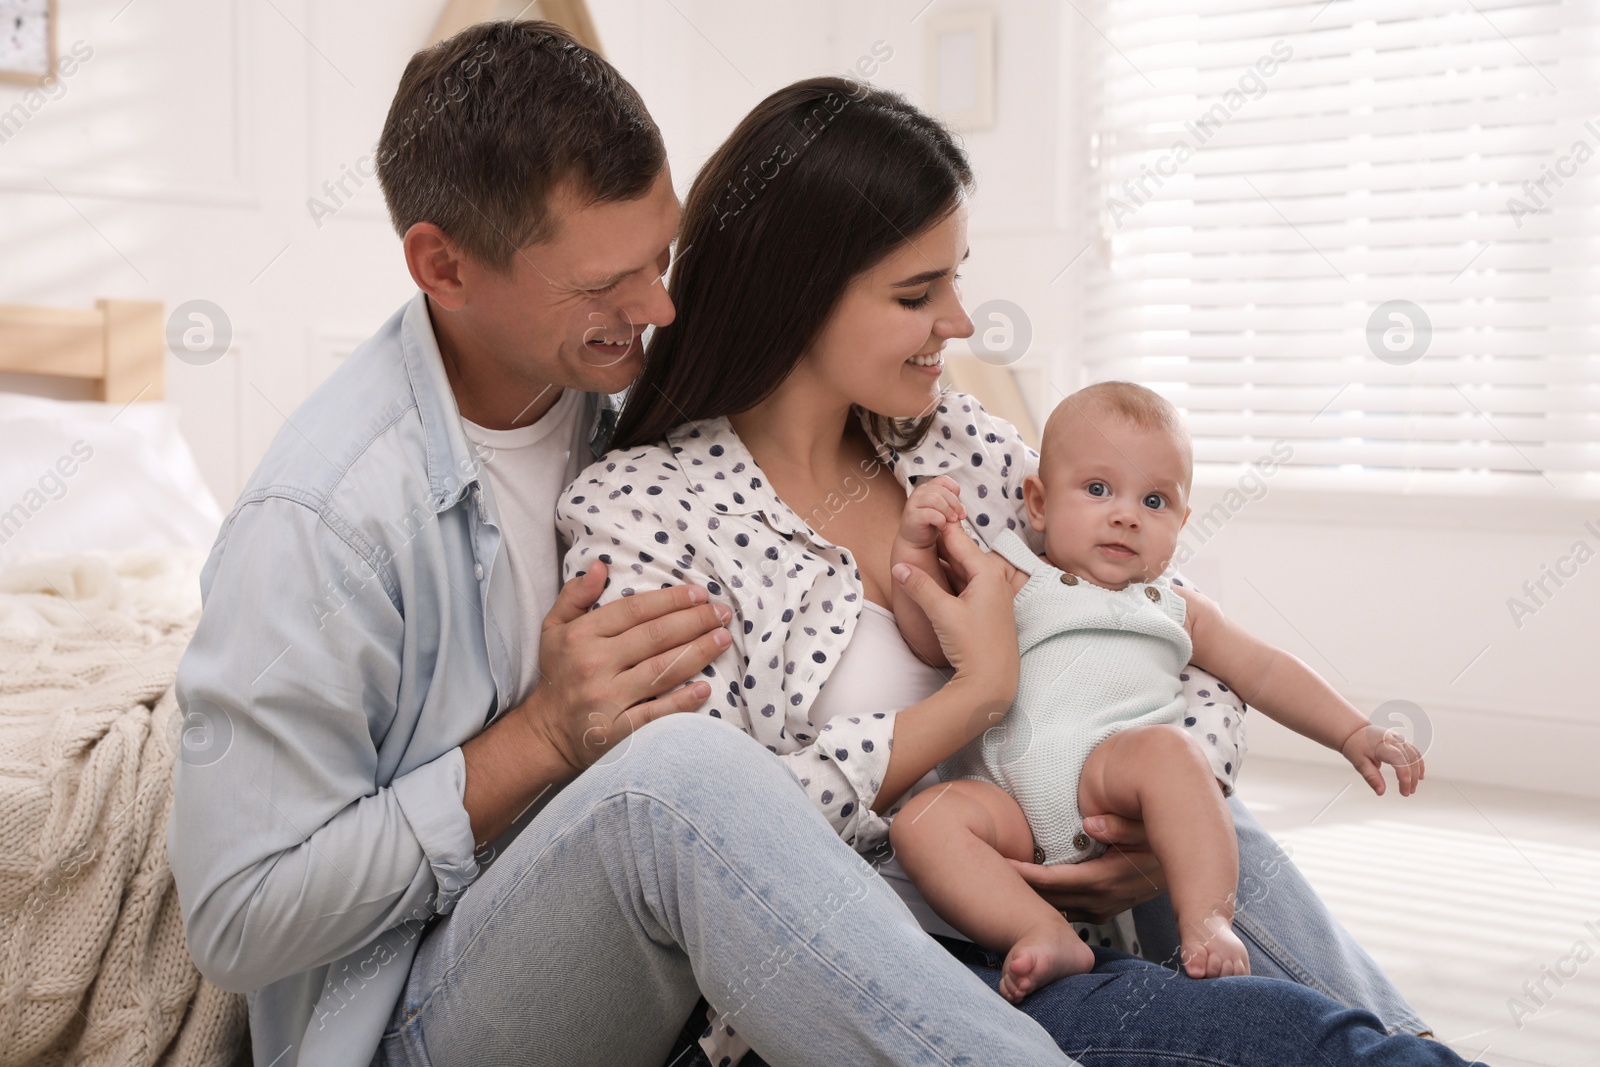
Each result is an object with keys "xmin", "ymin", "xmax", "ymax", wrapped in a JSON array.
[
  {"xmin": 518, "ymin": 563, "xmax": 733, "ymax": 775},
  {"xmin": 463, "ymin": 563, "xmax": 731, "ymax": 846},
  {"xmin": 1006, "ymin": 814, "xmax": 1168, "ymax": 924}
]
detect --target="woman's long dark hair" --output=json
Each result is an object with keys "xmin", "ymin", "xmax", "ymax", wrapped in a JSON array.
[{"xmin": 612, "ymin": 76, "xmax": 974, "ymax": 450}]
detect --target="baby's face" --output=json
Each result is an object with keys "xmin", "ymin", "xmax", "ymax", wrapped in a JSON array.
[{"xmin": 1023, "ymin": 414, "xmax": 1191, "ymax": 589}]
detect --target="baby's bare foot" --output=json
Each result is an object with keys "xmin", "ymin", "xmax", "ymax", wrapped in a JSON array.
[
  {"xmin": 1179, "ymin": 914, "xmax": 1251, "ymax": 978},
  {"xmin": 998, "ymin": 921, "xmax": 1097, "ymax": 1003}
]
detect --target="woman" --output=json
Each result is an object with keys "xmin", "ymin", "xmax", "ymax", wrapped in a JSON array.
[{"xmin": 557, "ymin": 77, "xmax": 1451, "ymax": 1066}]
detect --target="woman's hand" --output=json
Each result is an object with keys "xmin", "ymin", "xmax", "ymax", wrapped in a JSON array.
[
  {"xmin": 892, "ymin": 523, "xmax": 1020, "ymax": 703},
  {"xmin": 875, "ymin": 526, "xmax": 1022, "ymax": 808},
  {"xmin": 1006, "ymin": 814, "xmax": 1169, "ymax": 924}
]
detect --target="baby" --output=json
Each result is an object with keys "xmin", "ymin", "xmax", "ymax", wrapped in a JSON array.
[{"xmin": 888, "ymin": 381, "xmax": 1424, "ymax": 1001}]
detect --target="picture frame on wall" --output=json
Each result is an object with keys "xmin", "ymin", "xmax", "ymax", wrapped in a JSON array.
[
  {"xmin": 924, "ymin": 7, "xmax": 996, "ymax": 131},
  {"xmin": 0, "ymin": 0, "xmax": 54, "ymax": 85}
]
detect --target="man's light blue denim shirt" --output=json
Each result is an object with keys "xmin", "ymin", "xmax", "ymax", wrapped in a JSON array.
[{"xmin": 168, "ymin": 293, "xmax": 601, "ymax": 1067}]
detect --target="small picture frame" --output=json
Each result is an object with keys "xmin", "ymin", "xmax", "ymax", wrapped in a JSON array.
[
  {"xmin": 924, "ymin": 7, "xmax": 996, "ymax": 131},
  {"xmin": 0, "ymin": 0, "xmax": 54, "ymax": 85}
]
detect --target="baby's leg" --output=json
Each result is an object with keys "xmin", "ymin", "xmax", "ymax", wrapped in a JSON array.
[
  {"xmin": 891, "ymin": 779, "xmax": 1095, "ymax": 1002},
  {"xmin": 1079, "ymin": 724, "xmax": 1251, "ymax": 978}
]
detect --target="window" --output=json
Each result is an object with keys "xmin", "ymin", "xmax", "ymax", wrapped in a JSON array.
[{"xmin": 1081, "ymin": 0, "xmax": 1600, "ymax": 491}]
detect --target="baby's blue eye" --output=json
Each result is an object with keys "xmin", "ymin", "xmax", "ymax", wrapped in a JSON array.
[
  {"xmin": 1087, "ymin": 481, "xmax": 1109, "ymax": 497},
  {"xmin": 1144, "ymin": 493, "xmax": 1166, "ymax": 510}
]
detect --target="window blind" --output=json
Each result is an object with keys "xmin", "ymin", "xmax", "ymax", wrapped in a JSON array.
[{"xmin": 1081, "ymin": 0, "xmax": 1600, "ymax": 485}]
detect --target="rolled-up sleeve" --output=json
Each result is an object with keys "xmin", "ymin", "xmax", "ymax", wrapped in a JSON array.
[
  {"xmin": 782, "ymin": 709, "xmax": 898, "ymax": 849},
  {"xmin": 168, "ymin": 495, "xmax": 478, "ymax": 994},
  {"xmin": 390, "ymin": 744, "xmax": 478, "ymax": 899}
]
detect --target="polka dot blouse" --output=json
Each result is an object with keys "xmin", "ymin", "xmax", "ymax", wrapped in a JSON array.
[{"xmin": 556, "ymin": 393, "xmax": 1247, "ymax": 853}]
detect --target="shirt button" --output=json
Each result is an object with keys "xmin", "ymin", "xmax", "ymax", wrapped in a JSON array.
[
  {"xmin": 1072, "ymin": 831, "xmax": 1092, "ymax": 851},
  {"xmin": 474, "ymin": 563, "xmax": 484, "ymax": 580},
  {"xmin": 1033, "ymin": 845, "xmax": 1046, "ymax": 864},
  {"xmin": 1145, "ymin": 587, "xmax": 1161, "ymax": 603},
  {"xmin": 1060, "ymin": 573, "xmax": 1078, "ymax": 586}
]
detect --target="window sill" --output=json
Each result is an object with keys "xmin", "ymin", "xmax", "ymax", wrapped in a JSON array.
[{"xmin": 1188, "ymin": 464, "xmax": 1600, "ymax": 533}]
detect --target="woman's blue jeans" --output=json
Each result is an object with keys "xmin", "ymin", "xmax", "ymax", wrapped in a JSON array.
[{"xmin": 378, "ymin": 715, "xmax": 1461, "ymax": 1067}]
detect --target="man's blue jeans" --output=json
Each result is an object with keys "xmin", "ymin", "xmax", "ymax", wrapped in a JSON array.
[
  {"xmin": 1132, "ymin": 793, "xmax": 1431, "ymax": 1035},
  {"xmin": 379, "ymin": 716, "xmax": 1459, "ymax": 1067}
]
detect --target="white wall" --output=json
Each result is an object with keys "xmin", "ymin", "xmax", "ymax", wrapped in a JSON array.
[
  {"xmin": 0, "ymin": 0, "xmax": 438, "ymax": 501},
  {"xmin": 3, "ymin": 0, "xmax": 1593, "ymax": 797}
]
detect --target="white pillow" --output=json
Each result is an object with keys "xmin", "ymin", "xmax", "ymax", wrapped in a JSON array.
[{"xmin": 0, "ymin": 394, "xmax": 222, "ymax": 569}]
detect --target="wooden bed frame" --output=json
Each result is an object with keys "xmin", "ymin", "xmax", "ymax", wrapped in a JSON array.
[{"xmin": 0, "ymin": 299, "xmax": 164, "ymax": 403}]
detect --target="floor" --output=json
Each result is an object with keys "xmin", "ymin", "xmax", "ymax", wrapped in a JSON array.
[{"xmin": 1236, "ymin": 757, "xmax": 1600, "ymax": 1067}]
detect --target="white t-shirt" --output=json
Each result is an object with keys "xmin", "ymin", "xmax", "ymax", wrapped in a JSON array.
[{"xmin": 460, "ymin": 388, "xmax": 592, "ymax": 707}]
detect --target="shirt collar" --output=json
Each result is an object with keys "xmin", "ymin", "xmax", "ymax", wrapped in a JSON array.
[
  {"xmin": 588, "ymin": 391, "xmax": 623, "ymax": 459},
  {"xmin": 662, "ymin": 416, "xmax": 774, "ymax": 519},
  {"xmin": 399, "ymin": 293, "xmax": 483, "ymax": 513},
  {"xmin": 400, "ymin": 291, "xmax": 616, "ymax": 513},
  {"xmin": 661, "ymin": 406, "xmax": 930, "ymax": 541}
]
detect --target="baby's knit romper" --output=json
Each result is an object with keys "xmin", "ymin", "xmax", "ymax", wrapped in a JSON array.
[{"xmin": 939, "ymin": 528, "xmax": 1194, "ymax": 865}]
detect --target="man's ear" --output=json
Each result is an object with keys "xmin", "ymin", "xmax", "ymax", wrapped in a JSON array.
[
  {"xmin": 403, "ymin": 222, "xmax": 468, "ymax": 311},
  {"xmin": 1022, "ymin": 474, "xmax": 1048, "ymax": 531}
]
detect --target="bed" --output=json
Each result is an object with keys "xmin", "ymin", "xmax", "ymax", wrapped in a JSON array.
[{"xmin": 0, "ymin": 298, "xmax": 246, "ymax": 1067}]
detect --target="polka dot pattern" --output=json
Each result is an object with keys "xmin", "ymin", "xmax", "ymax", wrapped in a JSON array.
[{"xmin": 554, "ymin": 393, "xmax": 1247, "ymax": 857}]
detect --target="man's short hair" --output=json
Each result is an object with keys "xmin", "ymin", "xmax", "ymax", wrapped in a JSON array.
[{"xmin": 376, "ymin": 20, "xmax": 666, "ymax": 271}]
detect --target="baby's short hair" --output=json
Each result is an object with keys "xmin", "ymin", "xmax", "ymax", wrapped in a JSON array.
[{"xmin": 1041, "ymin": 381, "xmax": 1193, "ymax": 489}]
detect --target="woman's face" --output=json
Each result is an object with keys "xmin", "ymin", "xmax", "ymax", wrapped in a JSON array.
[{"xmin": 798, "ymin": 203, "xmax": 975, "ymax": 419}]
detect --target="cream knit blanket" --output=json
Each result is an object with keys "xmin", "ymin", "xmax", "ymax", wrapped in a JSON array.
[{"xmin": 0, "ymin": 549, "xmax": 245, "ymax": 1066}]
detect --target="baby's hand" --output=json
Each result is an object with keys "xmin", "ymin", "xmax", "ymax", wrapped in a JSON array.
[
  {"xmin": 1340, "ymin": 724, "xmax": 1425, "ymax": 797},
  {"xmin": 899, "ymin": 476, "xmax": 965, "ymax": 550}
]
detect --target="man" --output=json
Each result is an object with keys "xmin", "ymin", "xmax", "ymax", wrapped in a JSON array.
[{"xmin": 168, "ymin": 21, "xmax": 1069, "ymax": 1067}]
